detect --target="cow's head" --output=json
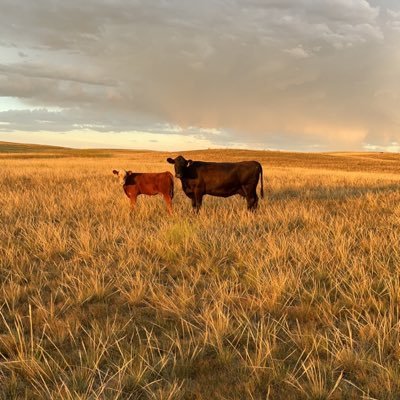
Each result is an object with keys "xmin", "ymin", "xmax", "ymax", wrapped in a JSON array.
[
  {"xmin": 112, "ymin": 169, "xmax": 128, "ymax": 185},
  {"xmin": 167, "ymin": 156, "xmax": 192, "ymax": 178}
]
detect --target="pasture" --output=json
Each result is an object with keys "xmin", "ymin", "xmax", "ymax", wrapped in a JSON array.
[{"xmin": 1, "ymin": 143, "xmax": 400, "ymax": 399}]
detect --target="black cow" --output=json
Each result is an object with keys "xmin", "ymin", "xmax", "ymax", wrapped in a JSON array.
[{"xmin": 167, "ymin": 155, "xmax": 264, "ymax": 211}]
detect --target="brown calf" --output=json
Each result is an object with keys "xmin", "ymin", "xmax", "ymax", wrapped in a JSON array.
[{"xmin": 113, "ymin": 169, "xmax": 174, "ymax": 214}]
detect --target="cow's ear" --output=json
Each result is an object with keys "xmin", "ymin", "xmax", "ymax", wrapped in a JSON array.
[
  {"xmin": 167, "ymin": 157, "xmax": 175, "ymax": 164},
  {"xmin": 187, "ymin": 160, "xmax": 193, "ymax": 166},
  {"xmin": 112, "ymin": 169, "xmax": 118, "ymax": 175}
]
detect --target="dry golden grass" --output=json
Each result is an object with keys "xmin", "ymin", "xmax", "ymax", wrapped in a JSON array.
[{"xmin": 1, "ymin": 144, "xmax": 400, "ymax": 399}]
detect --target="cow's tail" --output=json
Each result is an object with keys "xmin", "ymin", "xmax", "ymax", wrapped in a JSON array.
[
  {"xmin": 259, "ymin": 163, "xmax": 264, "ymax": 199},
  {"xmin": 169, "ymin": 172, "xmax": 174, "ymax": 199}
]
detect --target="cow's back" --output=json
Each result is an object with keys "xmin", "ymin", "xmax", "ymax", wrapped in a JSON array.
[{"xmin": 195, "ymin": 161, "xmax": 260, "ymax": 184}]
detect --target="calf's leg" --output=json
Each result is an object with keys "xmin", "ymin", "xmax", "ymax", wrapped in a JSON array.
[
  {"xmin": 163, "ymin": 194, "xmax": 173, "ymax": 215},
  {"xmin": 129, "ymin": 194, "xmax": 137, "ymax": 210}
]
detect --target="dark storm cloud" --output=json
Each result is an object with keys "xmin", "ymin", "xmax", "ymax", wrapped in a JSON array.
[{"xmin": 0, "ymin": 0, "xmax": 399, "ymax": 150}]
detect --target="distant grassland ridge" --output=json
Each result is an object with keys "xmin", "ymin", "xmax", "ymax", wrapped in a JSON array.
[
  {"xmin": 0, "ymin": 140, "xmax": 399, "ymax": 173},
  {"xmin": 1, "ymin": 142, "xmax": 400, "ymax": 399}
]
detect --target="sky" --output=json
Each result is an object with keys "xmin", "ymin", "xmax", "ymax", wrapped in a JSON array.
[{"xmin": 0, "ymin": 0, "xmax": 400, "ymax": 152}]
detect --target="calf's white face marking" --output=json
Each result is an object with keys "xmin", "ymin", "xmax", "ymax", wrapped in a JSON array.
[
  {"xmin": 118, "ymin": 170, "xmax": 128, "ymax": 185},
  {"xmin": 113, "ymin": 169, "xmax": 128, "ymax": 185}
]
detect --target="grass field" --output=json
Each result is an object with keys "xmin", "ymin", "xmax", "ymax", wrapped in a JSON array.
[{"xmin": 1, "ymin": 142, "xmax": 400, "ymax": 399}]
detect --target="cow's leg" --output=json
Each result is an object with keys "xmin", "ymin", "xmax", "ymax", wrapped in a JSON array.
[
  {"xmin": 239, "ymin": 186, "xmax": 247, "ymax": 198},
  {"xmin": 246, "ymin": 187, "xmax": 259, "ymax": 211},
  {"xmin": 191, "ymin": 197, "xmax": 196, "ymax": 210},
  {"xmin": 246, "ymin": 195, "xmax": 258, "ymax": 211},
  {"xmin": 194, "ymin": 190, "xmax": 203, "ymax": 213},
  {"xmin": 186, "ymin": 194, "xmax": 197, "ymax": 211},
  {"xmin": 163, "ymin": 194, "xmax": 173, "ymax": 215}
]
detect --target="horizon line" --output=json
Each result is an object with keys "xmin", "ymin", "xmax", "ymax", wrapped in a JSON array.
[{"xmin": 0, "ymin": 140, "xmax": 393, "ymax": 155}]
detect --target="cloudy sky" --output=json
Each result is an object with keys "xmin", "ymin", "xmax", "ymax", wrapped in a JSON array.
[{"xmin": 0, "ymin": 0, "xmax": 400, "ymax": 151}]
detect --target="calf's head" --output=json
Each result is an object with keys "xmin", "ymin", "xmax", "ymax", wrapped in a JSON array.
[
  {"xmin": 112, "ymin": 169, "xmax": 128, "ymax": 185},
  {"xmin": 167, "ymin": 156, "xmax": 192, "ymax": 178}
]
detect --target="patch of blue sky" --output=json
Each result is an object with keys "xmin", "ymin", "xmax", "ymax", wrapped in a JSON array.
[
  {"xmin": 0, "ymin": 97, "xmax": 32, "ymax": 111},
  {"xmin": 0, "ymin": 97, "xmax": 62, "ymax": 112}
]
